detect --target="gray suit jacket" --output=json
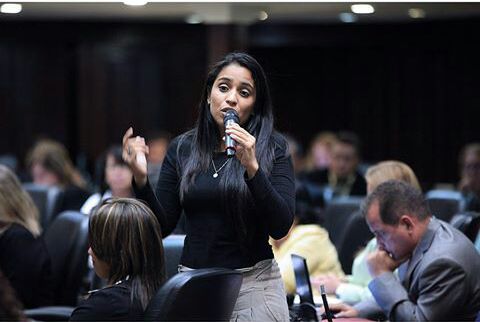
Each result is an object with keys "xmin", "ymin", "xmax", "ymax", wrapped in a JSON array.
[{"xmin": 354, "ymin": 217, "xmax": 480, "ymax": 321}]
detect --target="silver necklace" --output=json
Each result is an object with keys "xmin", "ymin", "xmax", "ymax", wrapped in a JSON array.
[{"xmin": 211, "ymin": 158, "xmax": 230, "ymax": 178}]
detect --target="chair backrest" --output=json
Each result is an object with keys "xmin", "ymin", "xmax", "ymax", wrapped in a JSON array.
[
  {"xmin": 323, "ymin": 196, "xmax": 363, "ymax": 248},
  {"xmin": 44, "ymin": 210, "xmax": 89, "ymax": 306},
  {"xmin": 0, "ymin": 154, "xmax": 17, "ymax": 171},
  {"xmin": 426, "ymin": 189, "xmax": 466, "ymax": 222},
  {"xmin": 336, "ymin": 210, "xmax": 373, "ymax": 274},
  {"xmin": 23, "ymin": 183, "xmax": 63, "ymax": 231},
  {"xmin": 144, "ymin": 268, "xmax": 243, "ymax": 322},
  {"xmin": 24, "ymin": 306, "xmax": 74, "ymax": 322},
  {"xmin": 163, "ymin": 234, "xmax": 186, "ymax": 279},
  {"xmin": 450, "ymin": 212, "xmax": 480, "ymax": 242}
]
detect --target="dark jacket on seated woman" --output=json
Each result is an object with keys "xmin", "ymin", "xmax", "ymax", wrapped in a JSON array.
[
  {"xmin": 70, "ymin": 279, "xmax": 143, "ymax": 321},
  {"xmin": 69, "ymin": 198, "xmax": 166, "ymax": 321},
  {"xmin": 0, "ymin": 224, "xmax": 54, "ymax": 309}
]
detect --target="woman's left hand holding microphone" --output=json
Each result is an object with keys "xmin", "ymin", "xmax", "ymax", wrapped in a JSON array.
[{"xmin": 225, "ymin": 123, "xmax": 259, "ymax": 179}]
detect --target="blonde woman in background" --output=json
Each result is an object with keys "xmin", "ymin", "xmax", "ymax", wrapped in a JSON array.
[
  {"xmin": 27, "ymin": 139, "xmax": 90, "ymax": 212},
  {"xmin": 0, "ymin": 165, "xmax": 53, "ymax": 308},
  {"xmin": 312, "ymin": 160, "xmax": 421, "ymax": 304}
]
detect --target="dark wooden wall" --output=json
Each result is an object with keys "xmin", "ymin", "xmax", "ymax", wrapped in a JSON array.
[
  {"xmin": 1, "ymin": 19, "xmax": 480, "ymax": 187},
  {"xmin": 248, "ymin": 19, "xmax": 480, "ymax": 188},
  {"xmin": 0, "ymin": 22, "xmax": 207, "ymax": 173}
]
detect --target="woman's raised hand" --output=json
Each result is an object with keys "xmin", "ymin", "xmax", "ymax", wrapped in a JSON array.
[
  {"xmin": 122, "ymin": 127, "xmax": 149, "ymax": 187},
  {"xmin": 225, "ymin": 123, "xmax": 259, "ymax": 179}
]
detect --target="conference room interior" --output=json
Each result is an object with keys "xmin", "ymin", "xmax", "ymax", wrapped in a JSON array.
[{"xmin": 1, "ymin": 2, "xmax": 480, "ymax": 321}]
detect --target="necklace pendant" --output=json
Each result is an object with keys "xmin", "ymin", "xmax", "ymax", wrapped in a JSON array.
[{"xmin": 213, "ymin": 173, "xmax": 219, "ymax": 178}]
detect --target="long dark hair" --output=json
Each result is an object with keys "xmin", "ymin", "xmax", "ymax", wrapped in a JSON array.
[
  {"xmin": 178, "ymin": 52, "xmax": 276, "ymax": 245},
  {"xmin": 95, "ymin": 145, "xmax": 129, "ymax": 194},
  {"xmin": 89, "ymin": 198, "xmax": 166, "ymax": 310}
]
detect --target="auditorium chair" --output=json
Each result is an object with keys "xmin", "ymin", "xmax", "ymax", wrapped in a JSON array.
[
  {"xmin": 24, "ymin": 306, "xmax": 74, "ymax": 322},
  {"xmin": 163, "ymin": 234, "xmax": 186, "ymax": 278},
  {"xmin": 450, "ymin": 212, "xmax": 480, "ymax": 242},
  {"xmin": 23, "ymin": 183, "xmax": 63, "ymax": 231},
  {"xmin": 336, "ymin": 210, "xmax": 373, "ymax": 274},
  {"xmin": 24, "ymin": 211, "xmax": 89, "ymax": 321},
  {"xmin": 425, "ymin": 189, "xmax": 466, "ymax": 222},
  {"xmin": 43, "ymin": 210, "xmax": 90, "ymax": 306},
  {"xmin": 144, "ymin": 268, "xmax": 243, "ymax": 321},
  {"xmin": 323, "ymin": 196, "xmax": 364, "ymax": 248}
]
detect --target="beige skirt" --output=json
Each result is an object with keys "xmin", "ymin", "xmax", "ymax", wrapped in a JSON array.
[{"xmin": 229, "ymin": 259, "xmax": 290, "ymax": 322}]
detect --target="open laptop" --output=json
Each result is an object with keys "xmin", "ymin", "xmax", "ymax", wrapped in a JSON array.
[{"xmin": 291, "ymin": 254, "xmax": 334, "ymax": 321}]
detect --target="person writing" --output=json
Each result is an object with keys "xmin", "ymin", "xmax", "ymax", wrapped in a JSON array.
[
  {"xmin": 70, "ymin": 198, "xmax": 166, "ymax": 321},
  {"xmin": 312, "ymin": 161, "xmax": 421, "ymax": 305},
  {"xmin": 122, "ymin": 52, "xmax": 294, "ymax": 321},
  {"xmin": 331, "ymin": 180, "xmax": 480, "ymax": 321}
]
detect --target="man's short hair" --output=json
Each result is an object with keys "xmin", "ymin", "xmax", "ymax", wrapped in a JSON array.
[
  {"xmin": 336, "ymin": 131, "xmax": 361, "ymax": 158},
  {"xmin": 361, "ymin": 180, "xmax": 430, "ymax": 225}
]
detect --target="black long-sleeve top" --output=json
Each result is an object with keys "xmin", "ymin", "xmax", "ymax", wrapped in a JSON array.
[
  {"xmin": 134, "ymin": 132, "xmax": 295, "ymax": 269},
  {"xmin": 0, "ymin": 223, "xmax": 54, "ymax": 308}
]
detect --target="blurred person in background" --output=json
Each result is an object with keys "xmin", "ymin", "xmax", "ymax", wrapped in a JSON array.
[
  {"xmin": 458, "ymin": 142, "xmax": 480, "ymax": 212},
  {"xmin": 26, "ymin": 139, "xmax": 90, "ymax": 212},
  {"xmin": 301, "ymin": 131, "xmax": 367, "ymax": 203},
  {"xmin": 81, "ymin": 145, "xmax": 133, "ymax": 215},
  {"xmin": 458, "ymin": 142, "xmax": 480, "ymax": 252},
  {"xmin": 303, "ymin": 131, "xmax": 337, "ymax": 172},
  {"xmin": 146, "ymin": 130, "xmax": 172, "ymax": 189},
  {"xmin": 0, "ymin": 165, "xmax": 53, "ymax": 309},
  {"xmin": 284, "ymin": 134, "xmax": 305, "ymax": 176}
]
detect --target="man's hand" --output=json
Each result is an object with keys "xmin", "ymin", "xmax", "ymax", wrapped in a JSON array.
[
  {"xmin": 367, "ymin": 249, "xmax": 402, "ymax": 277},
  {"xmin": 319, "ymin": 302, "xmax": 359, "ymax": 318},
  {"xmin": 311, "ymin": 274, "xmax": 345, "ymax": 294}
]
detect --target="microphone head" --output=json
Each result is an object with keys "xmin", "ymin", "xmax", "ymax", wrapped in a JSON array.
[{"xmin": 223, "ymin": 108, "xmax": 239, "ymax": 126}]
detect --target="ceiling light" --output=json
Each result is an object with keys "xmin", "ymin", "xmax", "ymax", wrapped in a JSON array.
[
  {"xmin": 0, "ymin": 3, "xmax": 22, "ymax": 14},
  {"xmin": 339, "ymin": 12, "xmax": 358, "ymax": 23},
  {"xmin": 258, "ymin": 11, "xmax": 268, "ymax": 21},
  {"xmin": 185, "ymin": 14, "xmax": 203, "ymax": 24},
  {"xmin": 408, "ymin": 8, "xmax": 426, "ymax": 19},
  {"xmin": 351, "ymin": 4, "xmax": 374, "ymax": 15},
  {"xmin": 123, "ymin": 0, "xmax": 148, "ymax": 6}
]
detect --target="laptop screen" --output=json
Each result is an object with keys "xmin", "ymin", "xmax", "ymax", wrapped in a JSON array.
[
  {"xmin": 291, "ymin": 254, "xmax": 315, "ymax": 305},
  {"xmin": 291, "ymin": 254, "xmax": 334, "ymax": 321}
]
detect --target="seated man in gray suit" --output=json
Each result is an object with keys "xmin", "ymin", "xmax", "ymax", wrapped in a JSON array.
[{"xmin": 331, "ymin": 180, "xmax": 480, "ymax": 321}]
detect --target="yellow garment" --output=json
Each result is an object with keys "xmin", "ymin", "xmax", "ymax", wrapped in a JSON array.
[{"xmin": 271, "ymin": 224, "xmax": 344, "ymax": 295}]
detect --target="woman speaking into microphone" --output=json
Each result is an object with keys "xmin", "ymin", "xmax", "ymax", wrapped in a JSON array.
[{"xmin": 122, "ymin": 52, "xmax": 294, "ymax": 321}]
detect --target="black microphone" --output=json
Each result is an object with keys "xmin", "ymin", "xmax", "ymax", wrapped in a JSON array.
[{"xmin": 223, "ymin": 109, "xmax": 239, "ymax": 157}]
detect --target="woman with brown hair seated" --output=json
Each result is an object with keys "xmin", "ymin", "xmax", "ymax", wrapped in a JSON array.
[
  {"xmin": 26, "ymin": 139, "xmax": 90, "ymax": 212},
  {"xmin": 70, "ymin": 198, "xmax": 166, "ymax": 321}
]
